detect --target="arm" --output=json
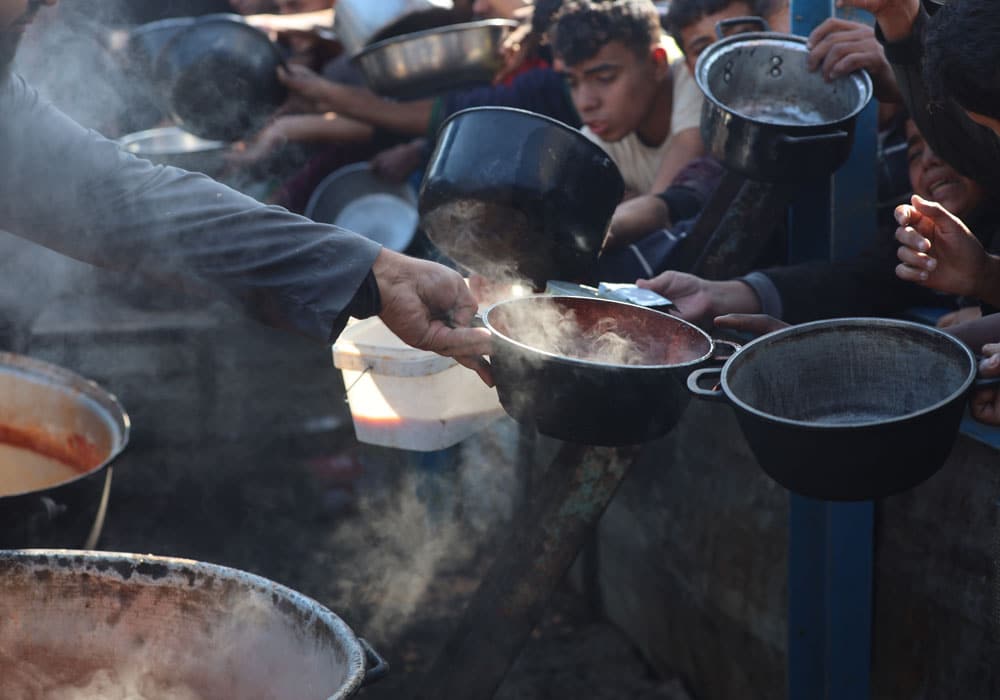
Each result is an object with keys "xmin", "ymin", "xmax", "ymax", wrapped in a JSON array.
[
  {"xmin": 649, "ymin": 128, "xmax": 703, "ymax": 194},
  {"xmin": 228, "ymin": 113, "xmax": 375, "ymax": 165}
]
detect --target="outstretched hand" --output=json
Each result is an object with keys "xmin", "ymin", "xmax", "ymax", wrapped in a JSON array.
[
  {"xmin": 894, "ymin": 194, "xmax": 989, "ymax": 298},
  {"xmin": 972, "ymin": 343, "xmax": 1000, "ymax": 426},
  {"xmin": 372, "ymin": 249, "xmax": 493, "ymax": 385},
  {"xmin": 806, "ymin": 18, "xmax": 901, "ymax": 103}
]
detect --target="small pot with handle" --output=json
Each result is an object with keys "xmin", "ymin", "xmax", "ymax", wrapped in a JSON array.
[
  {"xmin": 687, "ymin": 318, "xmax": 988, "ymax": 500},
  {"xmin": 695, "ymin": 17, "xmax": 873, "ymax": 182}
]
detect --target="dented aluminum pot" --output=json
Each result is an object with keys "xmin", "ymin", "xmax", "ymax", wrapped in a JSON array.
[{"xmin": 0, "ymin": 550, "xmax": 388, "ymax": 698}]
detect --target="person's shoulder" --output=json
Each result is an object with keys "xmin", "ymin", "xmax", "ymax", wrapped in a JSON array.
[{"xmin": 0, "ymin": 73, "xmax": 40, "ymax": 110}]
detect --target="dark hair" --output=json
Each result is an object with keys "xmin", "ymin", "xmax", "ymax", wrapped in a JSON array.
[
  {"xmin": 532, "ymin": 0, "xmax": 566, "ymax": 35},
  {"xmin": 923, "ymin": 0, "xmax": 1000, "ymax": 120},
  {"xmin": 664, "ymin": 0, "xmax": 776, "ymax": 53},
  {"xmin": 550, "ymin": 0, "xmax": 661, "ymax": 66}
]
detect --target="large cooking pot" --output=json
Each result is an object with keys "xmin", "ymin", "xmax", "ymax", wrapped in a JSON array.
[
  {"xmin": 353, "ymin": 20, "xmax": 518, "ymax": 99},
  {"xmin": 420, "ymin": 107, "xmax": 625, "ymax": 289},
  {"xmin": 0, "ymin": 550, "xmax": 387, "ymax": 698},
  {"xmin": 333, "ymin": 0, "xmax": 454, "ymax": 56},
  {"xmin": 695, "ymin": 17, "xmax": 873, "ymax": 182},
  {"xmin": 117, "ymin": 126, "xmax": 229, "ymax": 177},
  {"xmin": 0, "ymin": 354, "xmax": 129, "ymax": 549},
  {"xmin": 687, "ymin": 318, "xmax": 978, "ymax": 500},
  {"xmin": 155, "ymin": 15, "xmax": 288, "ymax": 142},
  {"xmin": 482, "ymin": 296, "xmax": 735, "ymax": 445}
]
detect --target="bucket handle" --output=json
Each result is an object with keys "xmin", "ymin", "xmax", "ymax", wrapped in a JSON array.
[
  {"xmin": 687, "ymin": 367, "xmax": 728, "ymax": 401},
  {"xmin": 359, "ymin": 637, "xmax": 390, "ymax": 687},
  {"xmin": 714, "ymin": 15, "xmax": 771, "ymax": 38},
  {"xmin": 778, "ymin": 131, "xmax": 850, "ymax": 148}
]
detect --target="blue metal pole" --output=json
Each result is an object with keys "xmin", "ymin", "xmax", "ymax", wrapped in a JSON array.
[{"xmin": 788, "ymin": 1, "xmax": 877, "ymax": 699}]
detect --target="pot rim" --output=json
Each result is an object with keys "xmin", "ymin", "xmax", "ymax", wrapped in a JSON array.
[
  {"xmin": 694, "ymin": 31, "xmax": 874, "ymax": 128},
  {"xmin": 117, "ymin": 126, "xmax": 229, "ymax": 155},
  {"xmin": 719, "ymin": 317, "xmax": 976, "ymax": 429},
  {"xmin": 482, "ymin": 295, "xmax": 717, "ymax": 370},
  {"xmin": 352, "ymin": 18, "xmax": 519, "ymax": 60},
  {"xmin": 0, "ymin": 352, "xmax": 130, "ymax": 500},
  {"xmin": 0, "ymin": 549, "xmax": 369, "ymax": 699}
]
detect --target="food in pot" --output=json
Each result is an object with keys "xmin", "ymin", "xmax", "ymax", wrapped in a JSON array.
[{"xmin": 0, "ymin": 424, "xmax": 102, "ymax": 497}]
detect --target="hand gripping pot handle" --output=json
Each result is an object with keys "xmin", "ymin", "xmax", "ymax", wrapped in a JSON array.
[
  {"xmin": 714, "ymin": 15, "xmax": 770, "ymax": 38},
  {"xmin": 359, "ymin": 637, "xmax": 389, "ymax": 687}
]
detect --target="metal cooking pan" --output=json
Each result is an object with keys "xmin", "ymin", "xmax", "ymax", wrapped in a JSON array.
[
  {"xmin": 687, "ymin": 318, "xmax": 981, "ymax": 500},
  {"xmin": 117, "ymin": 126, "xmax": 229, "ymax": 177},
  {"xmin": 353, "ymin": 20, "xmax": 518, "ymax": 99},
  {"xmin": 695, "ymin": 17, "xmax": 873, "ymax": 182},
  {"xmin": 481, "ymin": 296, "xmax": 736, "ymax": 445}
]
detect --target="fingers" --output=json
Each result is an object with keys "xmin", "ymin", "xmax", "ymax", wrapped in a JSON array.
[
  {"xmin": 980, "ymin": 344, "xmax": 1000, "ymax": 374},
  {"xmin": 455, "ymin": 355, "xmax": 495, "ymax": 387},
  {"xmin": 713, "ymin": 313, "xmax": 790, "ymax": 337},
  {"xmin": 910, "ymin": 194, "xmax": 965, "ymax": 232},
  {"xmin": 635, "ymin": 271, "xmax": 676, "ymax": 294},
  {"xmin": 971, "ymin": 387, "xmax": 1000, "ymax": 425}
]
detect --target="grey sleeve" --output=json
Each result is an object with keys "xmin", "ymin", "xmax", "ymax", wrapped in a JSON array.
[
  {"xmin": 0, "ymin": 74, "xmax": 383, "ymax": 342},
  {"xmin": 879, "ymin": 6, "xmax": 1000, "ymax": 184},
  {"xmin": 738, "ymin": 272, "xmax": 784, "ymax": 320}
]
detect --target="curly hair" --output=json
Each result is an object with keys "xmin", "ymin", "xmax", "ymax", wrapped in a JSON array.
[{"xmin": 550, "ymin": 0, "xmax": 661, "ymax": 67}]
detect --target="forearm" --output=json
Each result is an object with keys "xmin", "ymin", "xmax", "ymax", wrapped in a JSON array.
[
  {"xmin": 649, "ymin": 128, "xmax": 704, "ymax": 194},
  {"xmin": 874, "ymin": 0, "xmax": 920, "ymax": 42},
  {"xmin": 606, "ymin": 196, "xmax": 670, "ymax": 249},
  {"xmin": 318, "ymin": 83, "xmax": 433, "ymax": 136},
  {"xmin": 708, "ymin": 280, "xmax": 762, "ymax": 316},
  {"xmin": 275, "ymin": 113, "xmax": 374, "ymax": 144}
]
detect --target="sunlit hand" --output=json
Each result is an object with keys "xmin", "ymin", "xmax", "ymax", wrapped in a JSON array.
[
  {"xmin": 373, "ymin": 249, "xmax": 494, "ymax": 385},
  {"xmin": 226, "ymin": 120, "xmax": 289, "ymax": 165},
  {"xmin": 971, "ymin": 343, "xmax": 1000, "ymax": 426},
  {"xmin": 636, "ymin": 272, "xmax": 760, "ymax": 327},
  {"xmin": 806, "ymin": 18, "xmax": 901, "ymax": 103},
  {"xmin": 894, "ymin": 194, "xmax": 990, "ymax": 298}
]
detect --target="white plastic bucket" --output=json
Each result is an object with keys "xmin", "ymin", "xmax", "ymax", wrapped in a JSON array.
[{"xmin": 332, "ymin": 318, "xmax": 504, "ymax": 451}]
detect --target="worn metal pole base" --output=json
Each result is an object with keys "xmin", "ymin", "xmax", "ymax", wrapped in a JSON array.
[{"xmin": 410, "ymin": 441, "xmax": 640, "ymax": 700}]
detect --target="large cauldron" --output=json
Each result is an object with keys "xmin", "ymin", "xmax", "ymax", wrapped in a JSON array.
[
  {"xmin": 0, "ymin": 354, "xmax": 129, "ymax": 548},
  {"xmin": 0, "ymin": 550, "xmax": 387, "ymax": 698},
  {"xmin": 482, "ymin": 296, "xmax": 734, "ymax": 445},
  {"xmin": 695, "ymin": 17, "xmax": 872, "ymax": 182},
  {"xmin": 419, "ymin": 107, "xmax": 624, "ymax": 288},
  {"xmin": 688, "ymin": 318, "xmax": 976, "ymax": 500}
]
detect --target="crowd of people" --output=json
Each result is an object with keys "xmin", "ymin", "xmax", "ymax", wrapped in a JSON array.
[{"xmin": 6, "ymin": 0, "xmax": 1000, "ymax": 425}]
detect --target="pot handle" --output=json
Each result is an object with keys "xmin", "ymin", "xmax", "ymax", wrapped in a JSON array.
[
  {"xmin": 710, "ymin": 339, "xmax": 741, "ymax": 362},
  {"xmin": 974, "ymin": 376, "xmax": 1000, "ymax": 389},
  {"xmin": 359, "ymin": 637, "xmax": 390, "ymax": 687},
  {"xmin": 777, "ymin": 131, "xmax": 850, "ymax": 147},
  {"xmin": 714, "ymin": 16, "xmax": 771, "ymax": 38},
  {"xmin": 687, "ymin": 367, "xmax": 727, "ymax": 401}
]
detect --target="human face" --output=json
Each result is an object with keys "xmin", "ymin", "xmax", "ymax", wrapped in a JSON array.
[
  {"xmin": 472, "ymin": 0, "xmax": 530, "ymax": 19},
  {"xmin": 676, "ymin": 1, "xmax": 752, "ymax": 74},
  {"xmin": 558, "ymin": 41, "xmax": 667, "ymax": 143},
  {"xmin": 905, "ymin": 119, "xmax": 983, "ymax": 218},
  {"xmin": 0, "ymin": 0, "xmax": 55, "ymax": 77}
]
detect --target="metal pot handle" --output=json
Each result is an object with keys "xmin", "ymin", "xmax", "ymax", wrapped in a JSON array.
[
  {"xmin": 687, "ymin": 367, "xmax": 727, "ymax": 401},
  {"xmin": 359, "ymin": 637, "xmax": 390, "ymax": 687},
  {"xmin": 777, "ymin": 131, "xmax": 850, "ymax": 147},
  {"xmin": 974, "ymin": 376, "xmax": 1000, "ymax": 389},
  {"xmin": 714, "ymin": 16, "xmax": 771, "ymax": 38},
  {"xmin": 710, "ymin": 339, "xmax": 741, "ymax": 362}
]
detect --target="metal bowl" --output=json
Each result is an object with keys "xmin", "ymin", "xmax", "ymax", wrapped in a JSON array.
[
  {"xmin": 117, "ymin": 126, "xmax": 229, "ymax": 176},
  {"xmin": 305, "ymin": 162, "xmax": 418, "ymax": 252},
  {"xmin": 352, "ymin": 19, "xmax": 518, "ymax": 100}
]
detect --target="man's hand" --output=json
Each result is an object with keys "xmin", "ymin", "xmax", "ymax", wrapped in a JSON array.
[
  {"xmin": 372, "ymin": 249, "xmax": 494, "ymax": 385},
  {"xmin": 635, "ymin": 271, "xmax": 761, "ymax": 327},
  {"xmin": 835, "ymin": 0, "xmax": 920, "ymax": 42},
  {"xmin": 371, "ymin": 139, "xmax": 426, "ymax": 184},
  {"xmin": 806, "ymin": 18, "xmax": 902, "ymax": 103},
  {"xmin": 971, "ymin": 343, "xmax": 1000, "ymax": 425},
  {"xmin": 226, "ymin": 119, "xmax": 290, "ymax": 165},
  {"xmin": 278, "ymin": 64, "xmax": 336, "ymax": 112},
  {"xmin": 894, "ymin": 194, "xmax": 999, "ymax": 301}
]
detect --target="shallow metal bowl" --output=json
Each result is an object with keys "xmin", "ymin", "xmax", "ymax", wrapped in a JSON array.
[
  {"xmin": 117, "ymin": 126, "xmax": 229, "ymax": 175},
  {"xmin": 305, "ymin": 162, "xmax": 418, "ymax": 252},
  {"xmin": 352, "ymin": 19, "xmax": 518, "ymax": 100}
]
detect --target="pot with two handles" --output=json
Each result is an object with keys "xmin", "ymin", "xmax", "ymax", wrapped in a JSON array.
[
  {"xmin": 479, "ymin": 295, "xmax": 738, "ymax": 446},
  {"xmin": 687, "ymin": 318, "xmax": 992, "ymax": 501},
  {"xmin": 695, "ymin": 17, "xmax": 873, "ymax": 182}
]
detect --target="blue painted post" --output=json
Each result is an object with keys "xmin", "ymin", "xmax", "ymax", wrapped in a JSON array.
[{"xmin": 788, "ymin": 1, "xmax": 877, "ymax": 699}]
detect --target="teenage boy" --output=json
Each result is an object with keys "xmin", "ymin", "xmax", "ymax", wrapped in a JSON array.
[{"xmin": 551, "ymin": 0, "xmax": 704, "ymax": 196}]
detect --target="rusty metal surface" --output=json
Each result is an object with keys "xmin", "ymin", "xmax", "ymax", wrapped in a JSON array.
[
  {"xmin": 0, "ymin": 549, "xmax": 368, "ymax": 700},
  {"xmin": 411, "ymin": 442, "xmax": 641, "ymax": 700}
]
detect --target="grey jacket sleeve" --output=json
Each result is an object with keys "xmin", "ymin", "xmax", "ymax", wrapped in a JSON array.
[
  {"xmin": 0, "ymin": 74, "xmax": 383, "ymax": 342},
  {"xmin": 880, "ymin": 3, "xmax": 1000, "ymax": 183}
]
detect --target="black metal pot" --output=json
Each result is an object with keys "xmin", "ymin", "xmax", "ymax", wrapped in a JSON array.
[
  {"xmin": 687, "ymin": 318, "xmax": 977, "ymax": 500},
  {"xmin": 695, "ymin": 17, "xmax": 873, "ymax": 182},
  {"xmin": 419, "ymin": 107, "xmax": 625, "ymax": 289},
  {"xmin": 0, "ymin": 354, "xmax": 129, "ymax": 548},
  {"xmin": 482, "ymin": 296, "xmax": 734, "ymax": 445},
  {"xmin": 155, "ymin": 16, "xmax": 288, "ymax": 142}
]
